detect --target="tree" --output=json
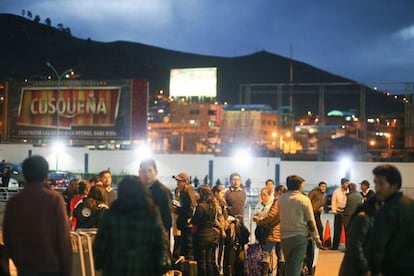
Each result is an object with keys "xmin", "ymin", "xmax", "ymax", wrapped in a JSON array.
[
  {"xmin": 57, "ymin": 23, "xmax": 64, "ymax": 31},
  {"xmin": 33, "ymin": 15, "xmax": 40, "ymax": 24},
  {"xmin": 64, "ymin": 27, "xmax": 72, "ymax": 36},
  {"xmin": 27, "ymin": 11, "xmax": 32, "ymax": 19},
  {"xmin": 21, "ymin": 9, "xmax": 25, "ymax": 16},
  {"xmin": 45, "ymin": 18, "xmax": 51, "ymax": 26}
]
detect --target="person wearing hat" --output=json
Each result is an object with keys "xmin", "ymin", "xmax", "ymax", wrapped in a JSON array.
[
  {"xmin": 360, "ymin": 180, "xmax": 375, "ymax": 203},
  {"xmin": 331, "ymin": 177, "xmax": 350, "ymax": 250},
  {"xmin": 278, "ymin": 175, "xmax": 322, "ymax": 276},
  {"xmin": 173, "ymin": 172, "xmax": 197, "ymax": 260}
]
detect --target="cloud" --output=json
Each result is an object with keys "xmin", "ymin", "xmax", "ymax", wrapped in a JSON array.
[{"xmin": 398, "ymin": 25, "xmax": 414, "ymax": 40}]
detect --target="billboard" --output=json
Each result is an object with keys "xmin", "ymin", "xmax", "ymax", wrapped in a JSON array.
[
  {"xmin": 169, "ymin": 67, "xmax": 217, "ymax": 97},
  {"xmin": 5, "ymin": 79, "xmax": 148, "ymax": 141}
]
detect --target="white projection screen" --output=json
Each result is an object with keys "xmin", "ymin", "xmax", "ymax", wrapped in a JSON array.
[{"xmin": 169, "ymin": 67, "xmax": 217, "ymax": 97}]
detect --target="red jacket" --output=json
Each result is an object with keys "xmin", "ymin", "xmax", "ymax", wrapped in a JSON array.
[{"xmin": 3, "ymin": 184, "xmax": 72, "ymax": 276}]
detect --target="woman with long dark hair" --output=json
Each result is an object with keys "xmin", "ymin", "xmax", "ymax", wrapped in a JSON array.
[
  {"xmin": 192, "ymin": 185, "xmax": 217, "ymax": 276},
  {"xmin": 212, "ymin": 184, "xmax": 228, "ymax": 275},
  {"xmin": 73, "ymin": 185, "xmax": 108, "ymax": 229},
  {"xmin": 93, "ymin": 175, "xmax": 169, "ymax": 275}
]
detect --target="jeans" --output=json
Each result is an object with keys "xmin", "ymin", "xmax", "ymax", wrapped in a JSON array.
[
  {"xmin": 194, "ymin": 231, "xmax": 215, "ymax": 276},
  {"xmin": 281, "ymin": 235, "xmax": 308, "ymax": 276}
]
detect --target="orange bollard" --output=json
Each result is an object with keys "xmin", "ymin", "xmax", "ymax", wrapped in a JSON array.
[
  {"xmin": 322, "ymin": 220, "xmax": 332, "ymax": 248},
  {"xmin": 340, "ymin": 224, "xmax": 346, "ymax": 245}
]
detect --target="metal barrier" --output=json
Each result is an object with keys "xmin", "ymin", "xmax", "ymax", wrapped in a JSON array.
[{"xmin": 0, "ymin": 187, "xmax": 23, "ymax": 202}]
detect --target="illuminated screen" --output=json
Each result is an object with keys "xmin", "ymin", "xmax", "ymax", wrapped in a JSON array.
[{"xmin": 170, "ymin": 67, "xmax": 217, "ymax": 97}]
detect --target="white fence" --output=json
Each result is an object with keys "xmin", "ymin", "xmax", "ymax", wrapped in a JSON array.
[{"xmin": 0, "ymin": 144, "xmax": 413, "ymax": 191}]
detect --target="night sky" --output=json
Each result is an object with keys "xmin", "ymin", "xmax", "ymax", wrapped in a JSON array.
[{"xmin": 1, "ymin": 0, "xmax": 414, "ymax": 93}]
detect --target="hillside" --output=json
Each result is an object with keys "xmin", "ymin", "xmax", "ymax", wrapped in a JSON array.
[{"xmin": 0, "ymin": 14, "xmax": 354, "ymax": 98}]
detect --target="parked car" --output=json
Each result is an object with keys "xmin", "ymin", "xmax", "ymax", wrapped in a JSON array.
[
  {"xmin": 47, "ymin": 170, "xmax": 79, "ymax": 188},
  {"xmin": 0, "ymin": 161, "xmax": 24, "ymax": 188}
]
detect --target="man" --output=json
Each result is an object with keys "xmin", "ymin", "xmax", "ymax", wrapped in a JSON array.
[
  {"xmin": 224, "ymin": 172, "xmax": 246, "ymax": 218},
  {"xmin": 308, "ymin": 181, "xmax": 327, "ymax": 238},
  {"xmin": 368, "ymin": 164, "xmax": 414, "ymax": 275},
  {"xmin": 2, "ymin": 155, "xmax": 72, "ymax": 276},
  {"xmin": 265, "ymin": 179, "xmax": 275, "ymax": 201},
  {"xmin": 99, "ymin": 170, "xmax": 116, "ymax": 205},
  {"xmin": 278, "ymin": 175, "xmax": 322, "ymax": 276},
  {"xmin": 360, "ymin": 180, "xmax": 375, "ymax": 203},
  {"xmin": 139, "ymin": 158, "xmax": 173, "ymax": 234},
  {"xmin": 343, "ymin": 183, "xmax": 363, "ymax": 229},
  {"xmin": 331, "ymin": 177, "xmax": 349, "ymax": 250},
  {"xmin": 173, "ymin": 172, "xmax": 197, "ymax": 260}
]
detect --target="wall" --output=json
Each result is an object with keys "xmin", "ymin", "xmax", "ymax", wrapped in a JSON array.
[{"xmin": 0, "ymin": 144, "xmax": 413, "ymax": 192}]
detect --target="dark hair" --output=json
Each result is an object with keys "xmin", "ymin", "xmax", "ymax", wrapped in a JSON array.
[
  {"xmin": 139, "ymin": 158, "xmax": 157, "ymax": 171},
  {"xmin": 98, "ymin": 170, "xmax": 111, "ymax": 177},
  {"xmin": 318, "ymin": 181, "xmax": 327, "ymax": 187},
  {"xmin": 198, "ymin": 185, "xmax": 215, "ymax": 206},
  {"xmin": 360, "ymin": 180, "xmax": 370, "ymax": 187},
  {"xmin": 275, "ymin": 184, "xmax": 288, "ymax": 194},
  {"xmin": 212, "ymin": 183, "xmax": 224, "ymax": 194},
  {"xmin": 373, "ymin": 164, "xmax": 402, "ymax": 189},
  {"xmin": 265, "ymin": 179, "xmax": 274, "ymax": 186},
  {"xmin": 286, "ymin": 175, "xmax": 304, "ymax": 190},
  {"xmin": 22, "ymin": 155, "xmax": 49, "ymax": 183},
  {"xmin": 84, "ymin": 185, "xmax": 107, "ymax": 210},
  {"xmin": 78, "ymin": 181, "xmax": 88, "ymax": 195},
  {"xmin": 112, "ymin": 175, "xmax": 156, "ymax": 216},
  {"xmin": 89, "ymin": 175, "xmax": 102, "ymax": 184}
]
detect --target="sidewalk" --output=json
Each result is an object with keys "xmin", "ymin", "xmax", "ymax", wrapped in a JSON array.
[{"xmin": 316, "ymin": 249, "xmax": 344, "ymax": 275}]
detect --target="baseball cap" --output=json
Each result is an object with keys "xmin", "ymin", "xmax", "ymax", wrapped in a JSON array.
[{"xmin": 172, "ymin": 172, "xmax": 190, "ymax": 183}]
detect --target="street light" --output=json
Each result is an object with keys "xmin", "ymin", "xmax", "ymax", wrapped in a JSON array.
[
  {"xmin": 46, "ymin": 62, "xmax": 72, "ymax": 171},
  {"xmin": 46, "ymin": 61, "xmax": 72, "ymax": 139}
]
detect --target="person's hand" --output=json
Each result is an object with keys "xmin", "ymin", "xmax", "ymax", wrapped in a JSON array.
[{"xmin": 315, "ymin": 238, "xmax": 323, "ymax": 248}]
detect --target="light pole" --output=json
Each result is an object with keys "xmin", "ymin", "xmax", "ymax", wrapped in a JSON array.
[{"xmin": 46, "ymin": 62, "xmax": 72, "ymax": 170}]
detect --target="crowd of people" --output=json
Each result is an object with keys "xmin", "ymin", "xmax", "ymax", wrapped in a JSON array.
[{"xmin": 2, "ymin": 155, "xmax": 414, "ymax": 276}]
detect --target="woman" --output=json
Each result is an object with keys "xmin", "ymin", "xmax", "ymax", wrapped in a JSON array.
[
  {"xmin": 73, "ymin": 185, "xmax": 108, "ymax": 229},
  {"xmin": 253, "ymin": 187, "xmax": 274, "ymax": 244},
  {"xmin": 254, "ymin": 184, "xmax": 287, "ymax": 276},
  {"xmin": 339, "ymin": 196, "xmax": 380, "ymax": 276},
  {"xmin": 212, "ymin": 184, "xmax": 228, "ymax": 275},
  {"xmin": 192, "ymin": 185, "xmax": 217, "ymax": 276},
  {"xmin": 93, "ymin": 175, "xmax": 169, "ymax": 276}
]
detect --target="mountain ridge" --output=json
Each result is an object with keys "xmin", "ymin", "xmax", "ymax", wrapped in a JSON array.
[{"xmin": 0, "ymin": 13, "xmax": 354, "ymax": 105}]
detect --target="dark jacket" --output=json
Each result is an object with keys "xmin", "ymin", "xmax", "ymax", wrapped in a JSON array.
[
  {"xmin": 93, "ymin": 202, "xmax": 168, "ymax": 276},
  {"xmin": 177, "ymin": 185, "xmax": 197, "ymax": 230},
  {"xmin": 369, "ymin": 192, "xmax": 414, "ymax": 275},
  {"xmin": 149, "ymin": 180, "xmax": 173, "ymax": 231},
  {"xmin": 339, "ymin": 198, "xmax": 377, "ymax": 276},
  {"xmin": 361, "ymin": 189, "xmax": 375, "ymax": 203},
  {"xmin": 73, "ymin": 200, "xmax": 108, "ymax": 229},
  {"xmin": 3, "ymin": 185, "xmax": 72, "ymax": 276},
  {"xmin": 192, "ymin": 202, "xmax": 216, "ymax": 236},
  {"xmin": 308, "ymin": 187, "xmax": 327, "ymax": 212}
]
